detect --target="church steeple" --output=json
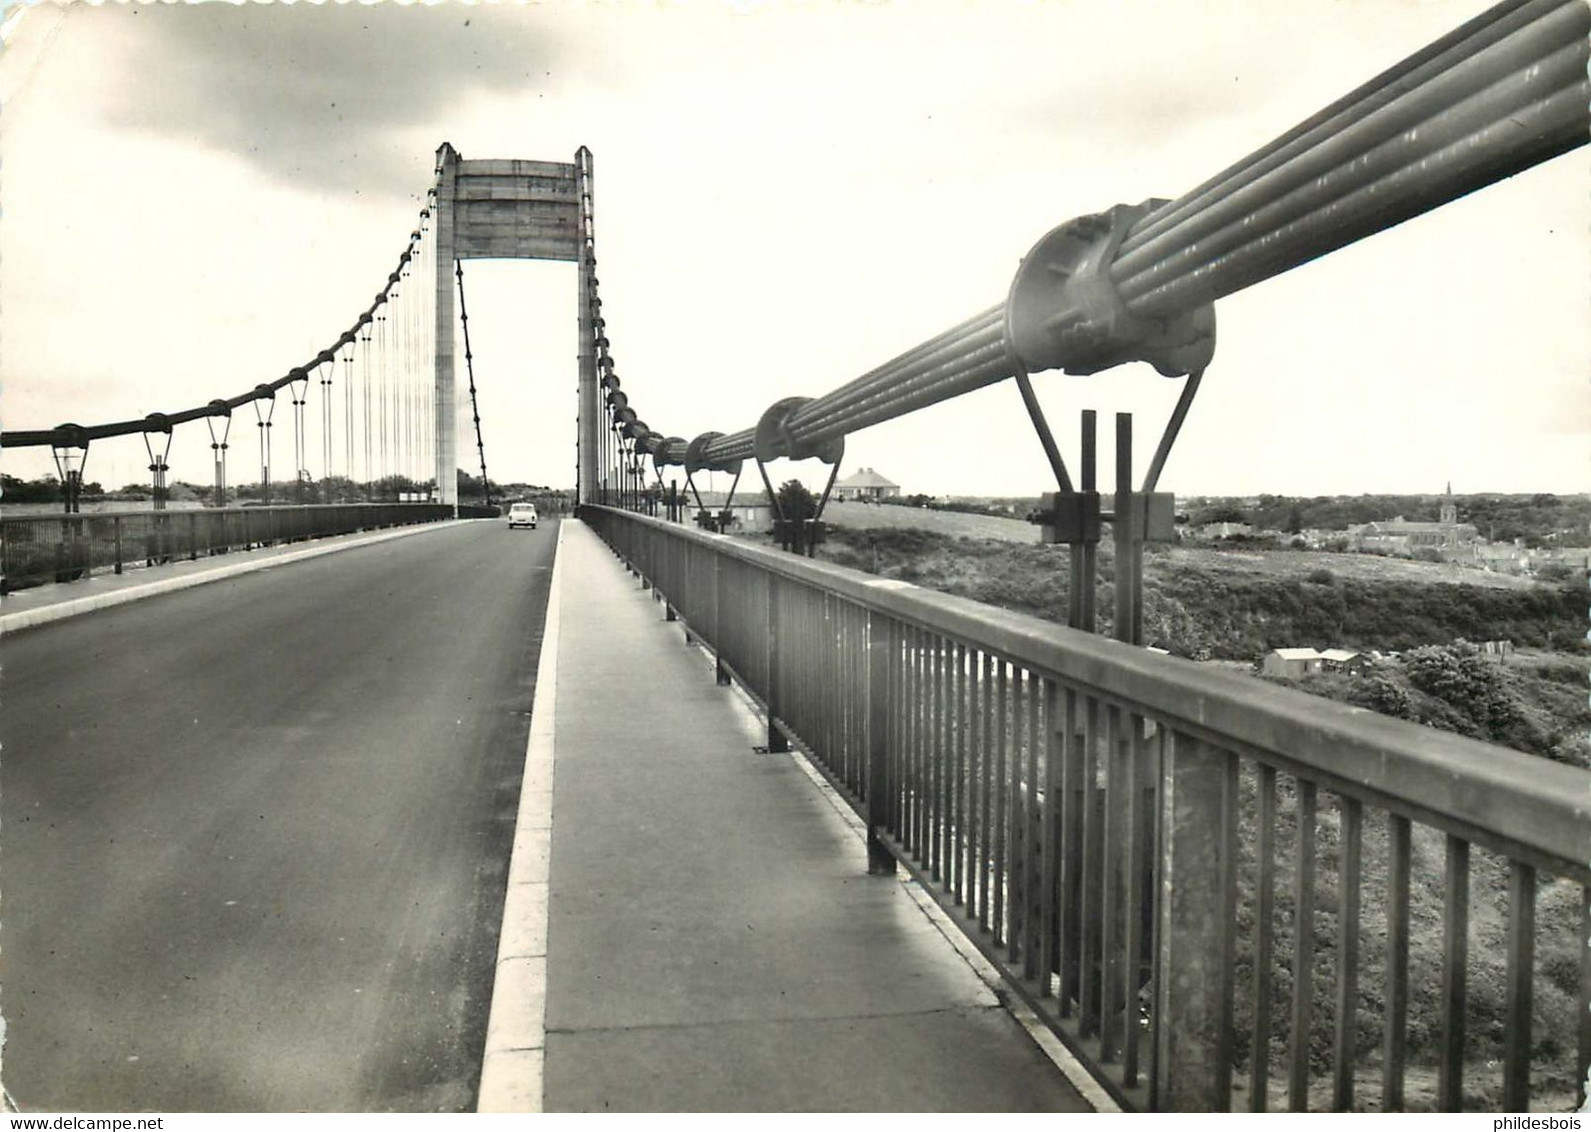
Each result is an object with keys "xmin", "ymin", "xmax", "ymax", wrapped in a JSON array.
[{"xmin": 1440, "ymin": 482, "xmax": 1457, "ymax": 526}]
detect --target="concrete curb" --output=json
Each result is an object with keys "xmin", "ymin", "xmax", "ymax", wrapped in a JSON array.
[
  {"xmin": 0, "ymin": 519, "xmax": 470, "ymax": 635},
  {"xmin": 477, "ymin": 520, "xmax": 564, "ymax": 1113}
]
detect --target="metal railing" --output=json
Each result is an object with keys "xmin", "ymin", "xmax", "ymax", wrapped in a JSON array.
[
  {"xmin": 0, "ymin": 503, "xmax": 453, "ymax": 593},
  {"xmin": 583, "ymin": 505, "xmax": 1591, "ymax": 1113}
]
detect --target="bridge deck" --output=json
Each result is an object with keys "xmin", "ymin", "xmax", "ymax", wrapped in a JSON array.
[{"xmin": 529, "ymin": 521, "xmax": 1091, "ymax": 1112}]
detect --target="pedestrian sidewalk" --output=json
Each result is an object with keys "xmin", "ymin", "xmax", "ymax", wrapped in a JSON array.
[
  {"xmin": 495, "ymin": 519, "xmax": 1094, "ymax": 1112},
  {"xmin": 0, "ymin": 519, "xmax": 472, "ymax": 634}
]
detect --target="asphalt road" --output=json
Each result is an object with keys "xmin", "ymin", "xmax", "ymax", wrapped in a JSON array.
[{"xmin": 1, "ymin": 519, "xmax": 559, "ymax": 1112}]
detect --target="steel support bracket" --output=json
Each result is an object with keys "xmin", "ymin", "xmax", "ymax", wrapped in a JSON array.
[
  {"xmin": 1031, "ymin": 490, "xmax": 1101, "ymax": 545},
  {"xmin": 1121, "ymin": 490, "xmax": 1179, "ymax": 542},
  {"xmin": 1006, "ymin": 200, "xmax": 1215, "ymax": 377},
  {"xmin": 1030, "ymin": 489, "xmax": 1176, "ymax": 544}
]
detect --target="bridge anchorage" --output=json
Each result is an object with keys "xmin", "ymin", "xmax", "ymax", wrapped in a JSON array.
[{"xmin": 580, "ymin": 0, "xmax": 1591, "ymax": 1114}]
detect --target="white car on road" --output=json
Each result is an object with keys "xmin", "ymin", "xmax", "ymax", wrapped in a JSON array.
[{"xmin": 507, "ymin": 503, "xmax": 539, "ymax": 530}]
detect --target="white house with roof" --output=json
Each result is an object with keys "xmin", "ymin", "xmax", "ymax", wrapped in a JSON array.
[
  {"xmin": 1261, "ymin": 647, "xmax": 1324, "ymax": 678},
  {"xmin": 833, "ymin": 467, "xmax": 900, "ymax": 502},
  {"xmin": 1319, "ymin": 648, "xmax": 1372, "ymax": 674}
]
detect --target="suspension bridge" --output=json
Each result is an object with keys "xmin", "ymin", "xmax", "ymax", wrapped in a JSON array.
[{"xmin": 3, "ymin": 0, "xmax": 1589, "ymax": 1113}]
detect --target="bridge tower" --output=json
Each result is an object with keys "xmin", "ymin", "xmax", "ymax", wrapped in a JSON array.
[{"xmin": 432, "ymin": 144, "xmax": 595, "ymax": 507}]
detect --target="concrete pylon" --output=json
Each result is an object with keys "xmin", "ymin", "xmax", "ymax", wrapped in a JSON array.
[
  {"xmin": 576, "ymin": 147, "xmax": 598, "ymax": 506},
  {"xmin": 433, "ymin": 143, "xmax": 461, "ymax": 508},
  {"xmin": 432, "ymin": 143, "xmax": 588, "ymax": 510}
]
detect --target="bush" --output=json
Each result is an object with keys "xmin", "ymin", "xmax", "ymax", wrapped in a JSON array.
[
  {"xmin": 1347, "ymin": 673, "xmax": 1415, "ymax": 719},
  {"xmin": 1402, "ymin": 643, "xmax": 1526, "ymax": 741}
]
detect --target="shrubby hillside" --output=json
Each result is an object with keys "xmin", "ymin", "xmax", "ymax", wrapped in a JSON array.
[{"xmin": 813, "ymin": 524, "xmax": 1587, "ymax": 766}]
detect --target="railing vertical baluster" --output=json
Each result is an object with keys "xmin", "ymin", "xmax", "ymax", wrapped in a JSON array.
[
  {"xmin": 946, "ymin": 637, "xmax": 957, "ymax": 895},
  {"xmin": 1219, "ymin": 744, "xmax": 1239, "ymax": 1109},
  {"xmin": 993, "ymin": 659, "xmax": 1008, "ymax": 948},
  {"xmin": 1101, "ymin": 703, "xmax": 1123, "ymax": 1061},
  {"xmin": 890, "ymin": 616, "xmax": 904, "ymax": 842},
  {"xmin": 1040, "ymin": 678, "xmax": 1061, "ymax": 1000},
  {"xmin": 1152, "ymin": 729, "xmax": 1238, "ymax": 1110},
  {"xmin": 1058, "ymin": 687, "xmax": 1082, "ymax": 1018},
  {"xmin": 890, "ymin": 619, "xmax": 903, "ymax": 842},
  {"xmin": 930, "ymin": 633, "xmax": 943, "ymax": 885},
  {"xmin": 963, "ymin": 645, "xmax": 979, "ymax": 915},
  {"xmin": 910, "ymin": 626, "xmax": 922, "ymax": 858},
  {"xmin": 851, "ymin": 606, "xmax": 863, "ymax": 790},
  {"xmin": 1024, "ymin": 670, "xmax": 1042, "ymax": 980},
  {"xmin": 1502, "ymin": 860, "xmax": 1535, "ymax": 1111},
  {"xmin": 1289, "ymin": 779, "xmax": 1317, "ymax": 1112},
  {"xmin": 1079, "ymin": 696, "xmax": 1101, "ymax": 1037},
  {"xmin": 1252, "ymin": 765, "xmax": 1278, "ymax": 1111},
  {"xmin": 1146, "ymin": 721, "xmax": 1164, "ymax": 1108},
  {"xmin": 913, "ymin": 627, "xmax": 926, "ymax": 859},
  {"xmin": 839, "ymin": 604, "xmax": 849, "ymax": 781},
  {"xmin": 1383, "ymin": 813, "xmax": 1411, "ymax": 1112},
  {"xmin": 1122, "ymin": 711, "xmax": 1146, "ymax": 1086},
  {"xmin": 1332, "ymin": 796, "xmax": 1363, "ymax": 1111},
  {"xmin": 866, "ymin": 610, "xmax": 896, "ymax": 875},
  {"xmin": 766, "ymin": 575, "xmax": 789, "ymax": 753},
  {"xmin": 978, "ymin": 651, "xmax": 994, "ymax": 932},
  {"xmin": 948, "ymin": 645, "xmax": 960, "ymax": 903},
  {"xmin": 938, "ymin": 635, "xmax": 950, "ymax": 893},
  {"xmin": 1439, "ymin": 835, "xmax": 1470, "ymax": 1112},
  {"xmin": 1006, "ymin": 667, "xmax": 1023, "ymax": 964},
  {"xmin": 856, "ymin": 609, "xmax": 866, "ymax": 791},
  {"xmin": 814, "ymin": 591, "xmax": 827, "ymax": 759},
  {"xmin": 813, "ymin": 592, "xmax": 823, "ymax": 748}
]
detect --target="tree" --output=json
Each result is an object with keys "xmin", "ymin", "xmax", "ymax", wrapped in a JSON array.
[
  {"xmin": 1, "ymin": 473, "xmax": 64, "ymax": 503},
  {"xmin": 771, "ymin": 479, "xmax": 817, "ymax": 522},
  {"xmin": 1198, "ymin": 503, "xmax": 1249, "ymax": 525}
]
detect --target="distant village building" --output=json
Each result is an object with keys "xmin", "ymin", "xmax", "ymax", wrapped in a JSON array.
[
  {"xmin": 1196, "ymin": 521, "xmax": 1254, "ymax": 540},
  {"xmin": 689, "ymin": 491, "xmax": 774, "ymax": 532},
  {"xmin": 1470, "ymin": 540, "xmax": 1588, "ymax": 576},
  {"xmin": 1319, "ymin": 648, "xmax": 1372, "ymax": 675},
  {"xmin": 1261, "ymin": 648, "xmax": 1324, "ymax": 678},
  {"xmin": 1351, "ymin": 483, "xmax": 1478, "ymax": 552},
  {"xmin": 833, "ymin": 468, "xmax": 900, "ymax": 502}
]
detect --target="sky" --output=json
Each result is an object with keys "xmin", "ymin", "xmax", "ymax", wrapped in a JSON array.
[{"xmin": 1, "ymin": 0, "xmax": 1586, "ymax": 501}]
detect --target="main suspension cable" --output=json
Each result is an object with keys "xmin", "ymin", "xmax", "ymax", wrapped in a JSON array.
[{"xmin": 455, "ymin": 260, "xmax": 492, "ymax": 507}]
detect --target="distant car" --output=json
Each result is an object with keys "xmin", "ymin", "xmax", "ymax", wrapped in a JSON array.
[{"xmin": 507, "ymin": 502, "xmax": 538, "ymax": 530}]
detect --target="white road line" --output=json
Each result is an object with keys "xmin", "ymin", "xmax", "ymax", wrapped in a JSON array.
[{"xmin": 477, "ymin": 520, "xmax": 564, "ymax": 1113}]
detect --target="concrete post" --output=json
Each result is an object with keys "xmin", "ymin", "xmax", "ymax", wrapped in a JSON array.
[
  {"xmin": 434, "ymin": 144, "xmax": 460, "ymax": 508},
  {"xmin": 1153, "ymin": 730, "xmax": 1237, "ymax": 1110}
]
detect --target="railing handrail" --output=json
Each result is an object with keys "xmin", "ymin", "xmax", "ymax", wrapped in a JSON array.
[
  {"xmin": 0, "ymin": 501, "xmax": 446, "ymax": 525},
  {"xmin": 585, "ymin": 505, "xmax": 1591, "ymax": 879}
]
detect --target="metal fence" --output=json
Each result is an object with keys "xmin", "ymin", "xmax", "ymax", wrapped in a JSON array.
[
  {"xmin": 582, "ymin": 505, "xmax": 1591, "ymax": 1113},
  {"xmin": 0, "ymin": 503, "xmax": 454, "ymax": 593}
]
